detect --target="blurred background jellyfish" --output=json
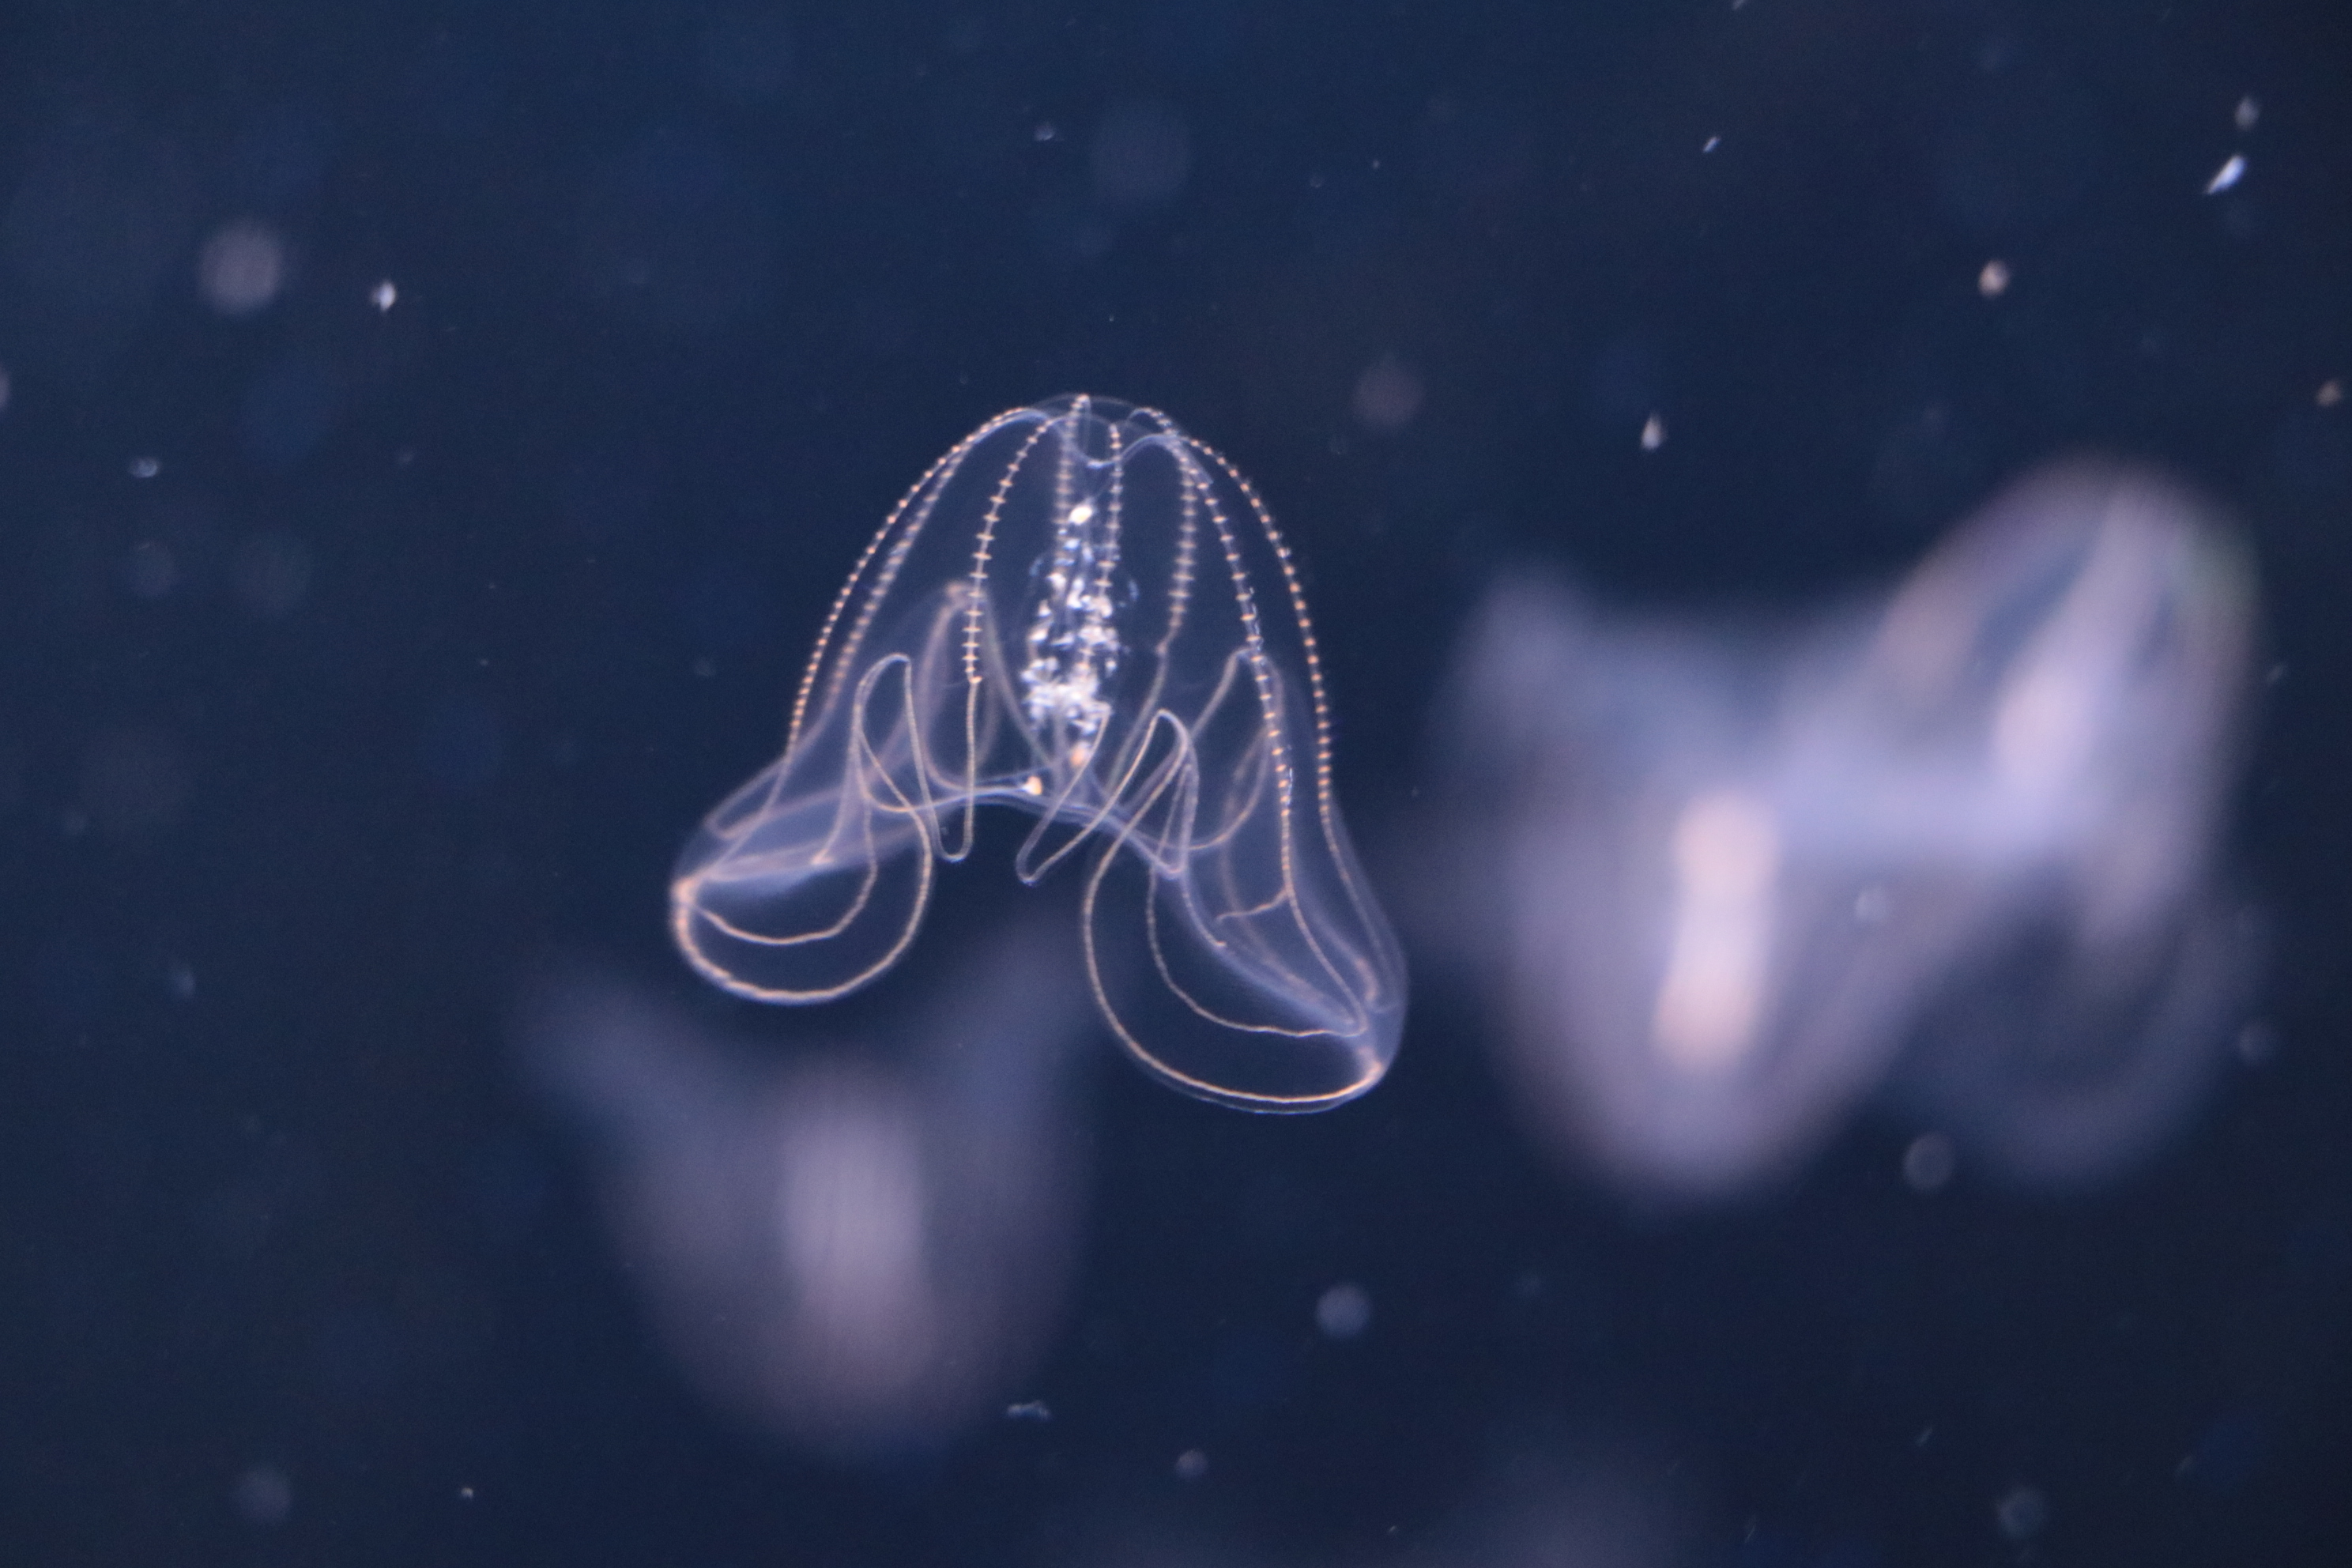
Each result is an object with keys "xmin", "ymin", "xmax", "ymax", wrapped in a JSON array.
[
  {"xmin": 1422, "ymin": 461, "xmax": 2262, "ymax": 1202},
  {"xmin": 518, "ymin": 903, "xmax": 1091, "ymax": 1457}
]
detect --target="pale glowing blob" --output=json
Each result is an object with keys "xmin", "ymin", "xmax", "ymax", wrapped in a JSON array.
[
  {"xmin": 1423, "ymin": 461, "xmax": 2260, "ymax": 1200},
  {"xmin": 520, "ymin": 910, "xmax": 1091, "ymax": 1456},
  {"xmin": 197, "ymin": 219, "xmax": 288, "ymax": 315},
  {"xmin": 1651, "ymin": 791, "xmax": 1781, "ymax": 1075},
  {"xmin": 1352, "ymin": 352, "xmax": 1425, "ymax": 435}
]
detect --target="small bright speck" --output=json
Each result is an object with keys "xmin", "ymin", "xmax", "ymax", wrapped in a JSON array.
[
  {"xmin": 232, "ymin": 1464, "xmax": 292, "ymax": 1527},
  {"xmin": 371, "ymin": 280, "xmax": 398, "ymax": 312},
  {"xmin": 458, "ymin": 1486, "xmax": 476, "ymax": 1500},
  {"xmin": 1351, "ymin": 352, "xmax": 1424, "ymax": 435},
  {"xmin": 1902, "ymin": 1132, "xmax": 1957, "ymax": 1193},
  {"xmin": 1978, "ymin": 258, "xmax": 2011, "ymax": 297},
  {"xmin": 2318, "ymin": 379, "xmax": 2343, "ymax": 408},
  {"xmin": 1033, "ymin": 122, "xmax": 1058, "ymax": 142},
  {"xmin": 2234, "ymin": 96, "xmax": 2260, "ymax": 132},
  {"xmin": 0, "ymin": 364, "xmax": 12, "ymax": 413},
  {"xmin": 197, "ymin": 220, "xmax": 288, "ymax": 315},
  {"xmin": 1995, "ymin": 1485, "xmax": 2049, "ymax": 1543},
  {"xmin": 1174, "ymin": 1449, "xmax": 1209, "ymax": 1482},
  {"xmin": 1640, "ymin": 413, "xmax": 1666, "ymax": 450},
  {"xmin": 1702, "ymin": 135, "xmax": 1721, "ymax": 153},
  {"xmin": 129, "ymin": 455, "xmax": 161, "ymax": 479},
  {"xmin": 1004, "ymin": 1400, "xmax": 1052, "ymax": 1421},
  {"xmin": 1315, "ymin": 1281, "xmax": 1373, "ymax": 1340},
  {"xmin": 2204, "ymin": 153, "xmax": 2245, "ymax": 195}
]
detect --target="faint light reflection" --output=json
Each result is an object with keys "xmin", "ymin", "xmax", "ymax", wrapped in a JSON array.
[
  {"xmin": 196, "ymin": 218, "xmax": 288, "ymax": 315},
  {"xmin": 1090, "ymin": 100, "xmax": 1192, "ymax": 210},
  {"xmin": 518, "ymin": 907, "xmax": 1091, "ymax": 1457},
  {"xmin": 1419, "ymin": 460, "xmax": 2262, "ymax": 1200}
]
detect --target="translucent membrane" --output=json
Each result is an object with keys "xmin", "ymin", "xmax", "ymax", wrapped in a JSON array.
[
  {"xmin": 1427, "ymin": 462, "xmax": 2259, "ymax": 1198},
  {"xmin": 672, "ymin": 395, "xmax": 1406, "ymax": 1110},
  {"xmin": 522, "ymin": 910, "xmax": 1087, "ymax": 1455}
]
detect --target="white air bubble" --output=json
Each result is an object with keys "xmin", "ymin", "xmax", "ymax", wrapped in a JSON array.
[
  {"xmin": 1315, "ymin": 1281, "xmax": 1373, "ymax": 1340},
  {"xmin": 1902, "ymin": 1133, "xmax": 1957, "ymax": 1194},
  {"xmin": 198, "ymin": 220, "xmax": 288, "ymax": 315},
  {"xmin": 232, "ymin": 1464, "xmax": 292, "ymax": 1527}
]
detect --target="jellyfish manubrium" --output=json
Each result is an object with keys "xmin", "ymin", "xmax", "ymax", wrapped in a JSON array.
[
  {"xmin": 1425, "ymin": 462, "xmax": 2261, "ymax": 1200},
  {"xmin": 671, "ymin": 395, "xmax": 1407, "ymax": 1111}
]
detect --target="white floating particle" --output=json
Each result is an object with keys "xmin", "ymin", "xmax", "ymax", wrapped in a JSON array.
[
  {"xmin": 371, "ymin": 280, "xmax": 398, "ymax": 312},
  {"xmin": 198, "ymin": 220, "xmax": 288, "ymax": 315},
  {"xmin": 1978, "ymin": 258, "xmax": 2011, "ymax": 298},
  {"xmin": 1004, "ymin": 1400, "xmax": 1052, "ymax": 1422},
  {"xmin": 1351, "ymin": 352, "xmax": 1424, "ymax": 435},
  {"xmin": 1640, "ymin": 413, "xmax": 1666, "ymax": 450},
  {"xmin": 2234, "ymin": 96, "xmax": 2260, "ymax": 132},
  {"xmin": 1902, "ymin": 1132, "xmax": 1957, "ymax": 1194},
  {"xmin": 129, "ymin": 455, "xmax": 161, "ymax": 479},
  {"xmin": 232, "ymin": 1464, "xmax": 292, "ymax": 1526},
  {"xmin": 1174, "ymin": 1449, "xmax": 1208, "ymax": 1482},
  {"xmin": 1702, "ymin": 135, "xmax": 1721, "ymax": 153},
  {"xmin": 2317, "ymin": 379, "xmax": 2343, "ymax": 408},
  {"xmin": 1315, "ymin": 1281, "xmax": 1373, "ymax": 1340},
  {"xmin": 1995, "ymin": 1485, "xmax": 2049, "ymax": 1543},
  {"xmin": 2204, "ymin": 153, "xmax": 2245, "ymax": 195}
]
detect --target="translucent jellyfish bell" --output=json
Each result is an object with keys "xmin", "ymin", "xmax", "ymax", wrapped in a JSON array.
[
  {"xmin": 519, "ymin": 910, "xmax": 1090, "ymax": 1457},
  {"xmin": 671, "ymin": 395, "xmax": 1407, "ymax": 1111},
  {"xmin": 1427, "ymin": 461, "xmax": 2260, "ymax": 1199}
]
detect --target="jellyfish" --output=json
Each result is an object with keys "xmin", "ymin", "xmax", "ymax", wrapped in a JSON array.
[
  {"xmin": 1423, "ymin": 461, "xmax": 2260, "ymax": 1199},
  {"xmin": 671, "ymin": 395, "xmax": 1406, "ymax": 1112},
  {"xmin": 518, "ymin": 906, "xmax": 1090, "ymax": 1456}
]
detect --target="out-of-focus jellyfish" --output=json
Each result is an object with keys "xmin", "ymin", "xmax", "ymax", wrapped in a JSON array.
[
  {"xmin": 671, "ymin": 394, "xmax": 1406, "ymax": 1112},
  {"xmin": 1405, "ymin": 1446, "xmax": 1698, "ymax": 1568},
  {"xmin": 518, "ymin": 908, "xmax": 1090, "ymax": 1457},
  {"xmin": 1423, "ymin": 462, "xmax": 2261, "ymax": 1200}
]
